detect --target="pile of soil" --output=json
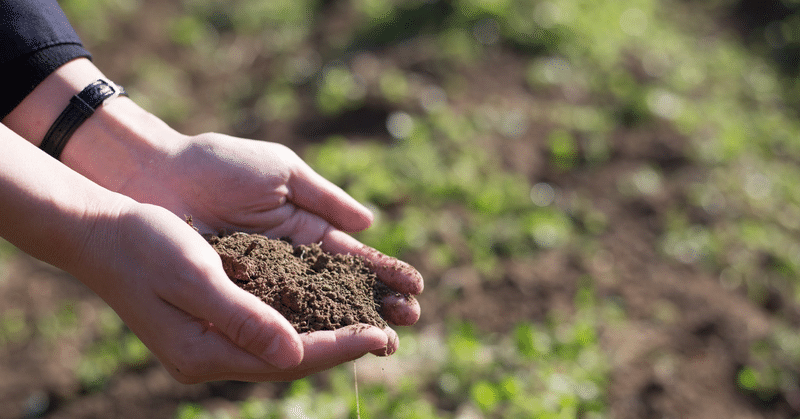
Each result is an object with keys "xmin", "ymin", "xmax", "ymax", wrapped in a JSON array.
[{"xmin": 208, "ymin": 232, "xmax": 390, "ymax": 333}]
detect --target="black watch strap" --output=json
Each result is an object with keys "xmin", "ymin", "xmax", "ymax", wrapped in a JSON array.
[{"xmin": 39, "ymin": 79, "xmax": 128, "ymax": 160}]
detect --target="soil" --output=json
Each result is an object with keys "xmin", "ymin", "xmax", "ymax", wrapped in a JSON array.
[{"xmin": 209, "ymin": 233, "xmax": 390, "ymax": 332}]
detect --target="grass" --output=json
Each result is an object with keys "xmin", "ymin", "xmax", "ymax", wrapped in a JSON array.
[
  {"xmin": 174, "ymin": 312, "xmax": 609, "ymax": 418},
  {"xmin": 6, "ymin": 0, "xmax": 793, "ymax": 417}
]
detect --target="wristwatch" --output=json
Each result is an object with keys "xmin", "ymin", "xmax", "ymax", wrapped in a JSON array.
[{"xmin": 39, "ymin": 78, "xmax": 128, "ymax": 160}]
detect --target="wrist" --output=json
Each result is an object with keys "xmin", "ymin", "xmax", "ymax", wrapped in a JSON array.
[
  {"xmin": 2, "ymin": 58, "xmax": 186, "ymax": 193},
  {"xmin": 61, "ymin": 95, "xmax": 185, "ymax": 194}
]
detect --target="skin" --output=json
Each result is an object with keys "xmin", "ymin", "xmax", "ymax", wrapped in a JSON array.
[{"xmin": 1, "ymin": 58, "xmax": 422, "ymax": 384}]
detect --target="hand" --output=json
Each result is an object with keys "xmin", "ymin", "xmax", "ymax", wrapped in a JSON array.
[
  {"xmin": 86, "ymin": 201, "xmax": 400, "ymax": 383},
  {"xmin": 115, "ymin": 132, "xmax": 422, "ymax": 350},
  {"xmin": 2, "ymin": 57, "xmax": 422, "ymax": 325},
  {"xmin": 120, "ymin": 132, "xmax": 421, "ymax": 311},
  {"xmin": 0, "ymin": 126, "xmax": 396, "ymax": 383},
  {"xmin": 4, "ymin": 58, "xmax": 421, "ymax": 382}
]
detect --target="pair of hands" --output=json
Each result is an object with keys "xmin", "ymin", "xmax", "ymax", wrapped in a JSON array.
[
  {"xmin": 2, "ymin": 56, "xmax": 421, "ymax": 383},
  {"xmin": 76, "ymin": 132, "xmax": 422, "ymax": 383}
]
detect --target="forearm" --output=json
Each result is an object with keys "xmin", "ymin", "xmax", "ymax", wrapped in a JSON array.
[
  {"xmin": 1, "ymin": 58, "xmax": 184, "ymax": 194},
  {"xmin": 0, "ymin": 123, "xmax": 131, "ymax": 275}
]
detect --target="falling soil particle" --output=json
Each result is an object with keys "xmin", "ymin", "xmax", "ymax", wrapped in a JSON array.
[{"xmin": 208, "ymin": 232, "xmax": 392, "ymax": 333}]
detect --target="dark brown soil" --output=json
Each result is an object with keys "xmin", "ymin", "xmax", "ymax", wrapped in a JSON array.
[{"xmin": 209, "ymin": 233, "xmax": 390, "ymax": 333}]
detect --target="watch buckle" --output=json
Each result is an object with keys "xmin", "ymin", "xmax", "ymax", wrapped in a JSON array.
[{"xmin": 99, "ymin": 77, "xmax": 122, "ymax": 105}]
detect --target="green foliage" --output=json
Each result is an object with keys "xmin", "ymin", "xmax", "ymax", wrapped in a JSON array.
[
  {"xmin": 168, "ymin": 15, "xmax": 208, "ymax": 46},
  {"xmin": 174, "ymin": 403, "xmax": 212, "ymax": 419},
  {"xmin": 471, "ymin": 380, "xmax": 500, "ymax": 412},
  {"xmin": 60, "ymin": 0, "xmax": 139, "ymax": 44},
  {"xmin": 0, "ymin": 308, "xmax": 28, "ymax": 347},
  {"xmin": 180, "ymin": 313, "xmax": 607, "ymax": 419},
  {"xmin": 548, "ymin": 129, "xmax": 579, "ymax": 170},
  {"xmin": 180, "ymin": 0, "xmax": 317, "ymax": 33},
  {"xmin": 36, "ymin": 301, "xmax": 80, "ymax": 342},
  {"xmin": 76, "ymin": 307, "xmax": 151, "ymax": 392},
  {"xmin": 306, "ymin": 91, "xmax": 576, "ymax": 264},
  {"xmin": 317, "ymin": 66, "xmax": 365, "ymax": 115},
  {"xmin": 0, "ymin": 239, "xmax": 17, "ymax": 261},
  {"xmin": 736, "ymin": 324, "xmax": 800, "ymax": 402}
]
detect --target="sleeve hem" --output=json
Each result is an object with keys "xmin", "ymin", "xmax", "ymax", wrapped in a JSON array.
[{"xmin": 0, "ymin": 43, "xmax": 92, "ymax": 120}]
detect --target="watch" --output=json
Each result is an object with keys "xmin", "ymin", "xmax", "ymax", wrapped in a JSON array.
[{"xmin": 39, "ymin": 78, "xmax": 128, "ymax": 160}]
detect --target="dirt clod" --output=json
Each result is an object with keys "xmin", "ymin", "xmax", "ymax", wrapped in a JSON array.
[{"xmin": 209, "ymin": 232, "xmax": 391, "ymax": 333}]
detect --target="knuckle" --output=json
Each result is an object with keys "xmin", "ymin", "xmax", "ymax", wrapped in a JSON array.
[
  {"xmin": 224, "ymin": 311, "xmax": 265, "ymax": 354},
  {"xmin": 291, "ymin": 213, "xmax": 328, "ymax": 244},
  {"xmin": 272, "ymin": 142, "xmax": 296, "ymax": 158},
  {"xmin": 160, "ymin": 258, "xmax": 219, "ymax": 301}
]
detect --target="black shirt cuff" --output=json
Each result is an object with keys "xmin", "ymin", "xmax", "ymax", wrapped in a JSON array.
[{"xmin": 0, "ymin": 43, "xmax": 92, "ymax": 120}]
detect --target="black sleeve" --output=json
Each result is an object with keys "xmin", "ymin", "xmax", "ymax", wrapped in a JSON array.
[{"xmin": 0, "ymin": 0, "xmax": 92, "ymax": 119}]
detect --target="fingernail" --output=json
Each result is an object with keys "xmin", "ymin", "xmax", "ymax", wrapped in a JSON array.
[
  {"xmin": 263, "ymin": 334, "xmax": 298, "ymax": 369},
  {"xmin": 385, "ymin": 334, "xmax": 399, "ymax": 356}
]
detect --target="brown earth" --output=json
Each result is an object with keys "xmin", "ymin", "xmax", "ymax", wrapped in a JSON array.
[{"xmin": 209, "ymin": 232, "xmax": 390, "ymax": 332}]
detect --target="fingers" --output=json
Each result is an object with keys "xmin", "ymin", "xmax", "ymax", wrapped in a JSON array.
[
  {"xmin": 244, "ymin": 208, "xmax": 421, "ymax": 328},
  {"xmin": 262, "ymin": 212, "xmax": 424, "ymax": 297},
  {"xmin": 381, "ymin": 294, "xmax": 420, "ymax": 326},
  {"xmin": 322, "ymin": 229, "xmax": 424, "ymax": 296},
  {"xmin": 370, "ymin": 326, "xmax": 399, "ymax": 357},
  {"xmin": 253, "ymin": 325, "xmax": 394, "ymax": 381},
  {"xmin": 319, "ymin": 229, "xmax": 422, "ymax": 327},
  {"xmin": 160, "ymin": 321, "xmax": 392, "ymax": 383},
  {"xmin": 288, "ymin": 160, "xmax": 374, "ymax": 233},
  {"xmin": 300, "ymin": 324, "xmax": 389, "ymax": 363},
  {"xmin": 142, "ymin": 253, "xmax": 396, "ymax": 383}
]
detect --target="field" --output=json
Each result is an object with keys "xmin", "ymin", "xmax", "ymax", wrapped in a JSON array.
[{"xmin": 3, "ymin": 0, "xmax": 800, "ymax": 417}]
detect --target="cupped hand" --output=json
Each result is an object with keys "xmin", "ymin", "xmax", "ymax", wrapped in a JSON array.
[
  {"xmin": 116, "ymin": 132, "xmax": 421, "ymax": 357},
  {"xmin": 86, "ymin": 201, "xmax": 400, "ymax": 383},
  {"xmin": 3, "ymin": 58, "xmax": 420, "ymax": 380},
  {"xmin": 120, "ymin": 132, "xmax": 422, "ymax": 307}
]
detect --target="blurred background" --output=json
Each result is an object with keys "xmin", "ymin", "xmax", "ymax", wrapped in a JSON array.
[{"xmin": 4, "ymin": 0, "xmax": 800, "ymax": 417}]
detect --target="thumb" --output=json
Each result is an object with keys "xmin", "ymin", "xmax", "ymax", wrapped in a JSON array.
[
  {"xmin": 161, "ymin": 236, "xmax": 304, "ymax": 369},
  {"xmin": 205, "ymin": 280, "xmax": 305, "ymax": 369}
]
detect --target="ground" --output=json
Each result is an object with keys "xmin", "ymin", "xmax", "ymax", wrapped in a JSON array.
[{"xmin": 2, "ymin": 0, "xmax": 800, "ymax": 418}]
